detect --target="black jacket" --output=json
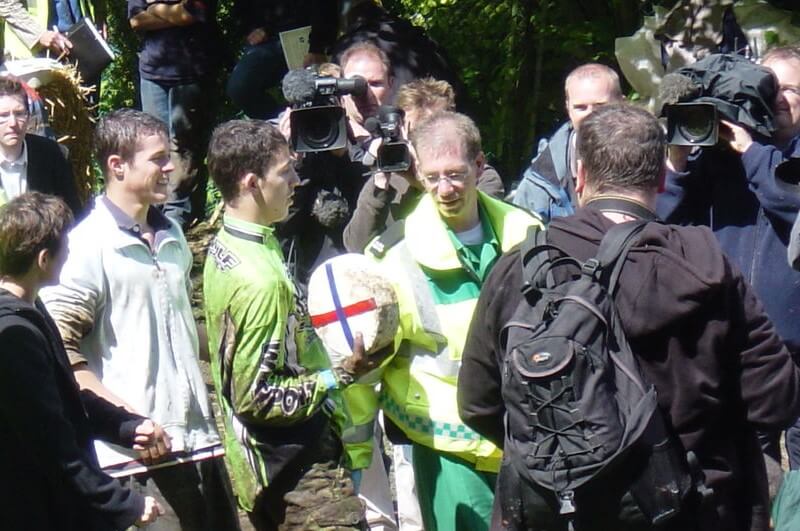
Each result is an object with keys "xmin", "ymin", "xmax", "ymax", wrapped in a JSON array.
[
  {"xmin": 232, "ymin": 0, "xmax": 338, "ymax": 54},
  {"xmin": 0, "ymin": 291, "xmax": 145, "ymax": 531},
  {"xmin": 26, "ymin": 133, "xmax": 83, "ymax": 219},
  {"xmin": 276, "ymin": 151, "xmax": 369, "ymax": 288},
  {"xmin": 459, "ymin": 205, "xmax": 800, "ymax": 531}
]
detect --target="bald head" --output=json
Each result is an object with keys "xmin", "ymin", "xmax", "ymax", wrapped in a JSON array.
[{"xmin": 564, "ymin": 63, "xmax": 623, "ymax": 130}]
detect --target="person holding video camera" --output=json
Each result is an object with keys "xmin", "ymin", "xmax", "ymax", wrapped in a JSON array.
[
  {"xmin": 343, "ymin": 77, "xmax": 505, "ymax": 253},
  {"xmin": 275, "ymin": 63, "xmax": 371, "ymax": 288},
  {"xmin": 657, "ymin": 47, "xmax": 800, "ymax": 466}
]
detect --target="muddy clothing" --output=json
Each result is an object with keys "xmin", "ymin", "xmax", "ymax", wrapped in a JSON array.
[
  {"xmin": 0, "ymin": 291, "xmax": 145, "ymax": 531},
  {"xmin": 459, "ymin": 204, "xmax": 800, "ymax": 530},
  {"xmin": 203, "ymin": 215, "xmax": 343, "ymax": 515}
]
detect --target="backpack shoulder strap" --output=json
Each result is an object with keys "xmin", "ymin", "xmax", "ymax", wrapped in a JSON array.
[
  {"xmin": 520, "ymin": 226, "xmax": 580, "ymax": 294},
  {"xmin": 590, "ymin": 221, "xmax": 649, "ymax": 295},
  {"xmin": 520, "ymin": 226, "xmax": 549, "ymax": 295}
]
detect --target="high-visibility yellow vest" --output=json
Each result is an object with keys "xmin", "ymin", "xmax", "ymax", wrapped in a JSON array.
[
  {"xmin": 342, "ymin": 192, "xmax": 544, "ymax": 471},
  {"xmin": 4, "ymin": 0, "xmax": 96, "ymax": 58}
]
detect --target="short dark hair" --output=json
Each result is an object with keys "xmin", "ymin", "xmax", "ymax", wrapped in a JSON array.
[
  {"xmin": 410, "ymin": 111, "xmax": 482, "ymax": 162},
  {"xmin": 0, "ymin": 75, "xmax": 28, "ymax": 106},
  {"xmin": 577, "ymin": 103, "xmax": 665, "ymax": 194},
  {"xmin": 94, "ymin": 108, "xmax": 168, "ymax": 176},
  {"xmin": 0, "ymin": 192, "xmax": 73, "ymax": 277},
  {"xmin": 207, "ymin": 119, "xmax": 289, "ymax": 203}
]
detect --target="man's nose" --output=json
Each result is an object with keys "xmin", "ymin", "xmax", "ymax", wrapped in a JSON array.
[{"xmin": 437, "ymin": 178, "xmax": 455, "ymax": 195}]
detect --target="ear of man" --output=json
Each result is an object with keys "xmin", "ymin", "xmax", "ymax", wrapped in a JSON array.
[
  {"xmin": 475, "ymin": 151, "xmax": 486, "ymax": 176},
  {"xmin": 575, "ymin": 158, "xmax": 588, "ymax": 202},
  {"xmin": 242, "ymin": 172, "xmax": 259, "ymax": 194},
  {"xmin": 106, "ymin": 154, "xmax": 125, "ymax": 181}
]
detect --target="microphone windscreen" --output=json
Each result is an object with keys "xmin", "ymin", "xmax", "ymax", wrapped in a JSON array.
[
  {"xmin": 282, "ymin": 69, "xmax": 317, "ymax": 104},
  {"xmin": 658, "ymin": 73, "xmax": 702, "ymax": 114},
  {"xmin": 364, "ymin": 116, "xmax": 381, "ymax": 136}
]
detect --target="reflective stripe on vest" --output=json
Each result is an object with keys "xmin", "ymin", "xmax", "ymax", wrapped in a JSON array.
[
  {"xmin": 341, "ymin": 421, "xmax": 374, "ymax": 445},
  {"xmin": 393, "ymin": 241, "xmax": 460, "ymax": 378},
  {"xmin": 382, "ymin": 392, "xmax": 480, "ymax": 442}
]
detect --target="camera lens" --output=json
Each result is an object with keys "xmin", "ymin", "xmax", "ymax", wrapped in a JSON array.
[
  {"xmin": 378, "ymin": 142, "xmax": 411, "ymax": 173},
  {"xmin": 666, "ymin": 103, "xmax": 718, "ymax": 146},
  {"xmin": 303, "ymin": 109, "xmax": 340, "ymax": 149},
  {"xmin": 290, "ymin": 106, "xmax": 347, "ymax": 152},
  {"xmin": 678, "ymin": 113, "xmax": 714, "ymax": 144}
]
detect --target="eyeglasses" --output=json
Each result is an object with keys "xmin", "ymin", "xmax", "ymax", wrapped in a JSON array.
[
  {"xmin": 420, "ymin": 171, "xmax": 469, "ymax": 187},
  {"xmin": 0, "ymin": 110, "xmax": 29, "ymax": 123},
  {"xmin": 779, "ymin": 85, "xmax": 800, "ymax": 97}
]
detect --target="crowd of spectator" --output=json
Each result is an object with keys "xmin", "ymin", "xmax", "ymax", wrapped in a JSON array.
[{"xmin": 1, "ymin": 2, "xmax": 800, "ymax": 531}]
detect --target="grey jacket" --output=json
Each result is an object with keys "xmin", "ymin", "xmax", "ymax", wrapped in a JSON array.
[{"xmin": 0, "ymin": 0, "xmax": 45, "ymax": 50}]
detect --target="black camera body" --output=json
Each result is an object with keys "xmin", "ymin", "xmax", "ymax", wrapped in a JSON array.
[
  {"xmin": 658, "ymin": 54, "xmax": 777, "ymax": 147},
  {"xmin": 283, "ymin": 70, "xmax": 367, "ymax": 153},
  {"xmin": 366, "ymin": 106, "xmax": 412, "ymax": 173}
]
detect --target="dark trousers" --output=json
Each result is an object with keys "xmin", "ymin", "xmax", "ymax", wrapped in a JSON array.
[
  {"xmin": 140, "ymin": 77, "xmax": 212, "ymax": 228},
  {"xmin": 123, "ymin": 457, "xmax": 240, "ymax": 531}
]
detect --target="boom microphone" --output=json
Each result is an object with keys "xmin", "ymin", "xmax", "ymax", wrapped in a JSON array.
[
  {"xmin": 282, "ymin": 69, "xmax": 317, "ymax": 105},
  {"xmin": 657, "ymin": 73, "xmax": 702, "ymax": 115}
]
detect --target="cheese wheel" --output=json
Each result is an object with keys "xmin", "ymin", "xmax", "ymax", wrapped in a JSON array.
[{"xmin": 307, "ymin": 253, "xmax": 400, "ymax": 366}]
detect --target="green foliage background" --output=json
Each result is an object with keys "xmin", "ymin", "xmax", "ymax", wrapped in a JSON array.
[{"xmin": 98, "ymin": 0, "xmax": 800, "ymax": 187}]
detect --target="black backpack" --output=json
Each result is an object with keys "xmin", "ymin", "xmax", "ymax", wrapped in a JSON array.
[{"xmin": 499, "ymin": 221, "xmax": 709, "ymax": 530}]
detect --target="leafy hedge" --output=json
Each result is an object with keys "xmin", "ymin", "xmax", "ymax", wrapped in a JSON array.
[{"xmin": 100, "ymin": 1, "xmax": 798, "ymax": 189}]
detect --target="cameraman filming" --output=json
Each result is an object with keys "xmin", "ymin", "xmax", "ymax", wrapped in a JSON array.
[
  {"xmin": 276, "ymin": 63, "xmax": 370, "ymax": 287},
  {"xmin": 657, "ymin": 46, "xmax": 800, "ymax": 467},
  {"xmin": 343, "ymin": 78, "xmax": 505, "ymax": 252}
]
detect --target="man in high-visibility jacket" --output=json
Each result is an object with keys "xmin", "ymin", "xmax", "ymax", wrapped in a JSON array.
[{"xmin": 345, "ymin": 110, "xmax": 543, "ymax": 531}]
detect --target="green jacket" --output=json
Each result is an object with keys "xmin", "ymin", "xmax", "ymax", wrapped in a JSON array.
[
  {"xmin": 203, "ymin": 216, "xmax": 346, "ymax": 511},
  {"xmin": 342, "ymin": 192, "xmax": 543, "ymax": 471}
]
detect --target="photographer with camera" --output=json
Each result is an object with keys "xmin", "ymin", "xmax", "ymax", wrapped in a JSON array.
[
  {"xmin": 343, "ymin": 77, "xmax": 505, "ymax": 253},
  {"xmin": 276, "ymin": 64, "xmax": 371, "ymax": 287},
  {"xmin": 656, "ymin": 47, "xmax": 800, "ymax": 467}
]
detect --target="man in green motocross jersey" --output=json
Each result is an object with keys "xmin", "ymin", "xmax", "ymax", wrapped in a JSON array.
[{"xmin": 203, "ymin": 119, "xmax": 377, "ymax": 530}]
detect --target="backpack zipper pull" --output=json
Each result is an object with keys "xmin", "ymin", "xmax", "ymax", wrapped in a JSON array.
[{"xmin": 558, "ymin": 490, "xmax": 576, "ymax": 515}]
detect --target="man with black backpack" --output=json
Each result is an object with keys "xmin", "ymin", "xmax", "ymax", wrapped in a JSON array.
[{"xmin": 458, "ymin": 103, "xmax": 800, "ymax": 531}]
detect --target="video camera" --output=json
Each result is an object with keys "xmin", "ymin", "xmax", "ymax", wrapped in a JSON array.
[
  {"xmin": 663, "ymin": 102, "xmax": 719, "ymax": 147},
  {"xmin": 282, "ymin": 69, "xmax": 367, "ymax": 153},
  {"xmin": 365, "ymin": 106, "xmax": 412, "ymax": 173},
  {"xmin": 658, "ymin": 54, "xmax": 777, "ymax": 147}
]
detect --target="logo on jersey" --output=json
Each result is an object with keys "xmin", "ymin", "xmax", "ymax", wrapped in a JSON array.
[{"xmin": 209, "ymin": 239, "xmax": 241, "ymax": 272}]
